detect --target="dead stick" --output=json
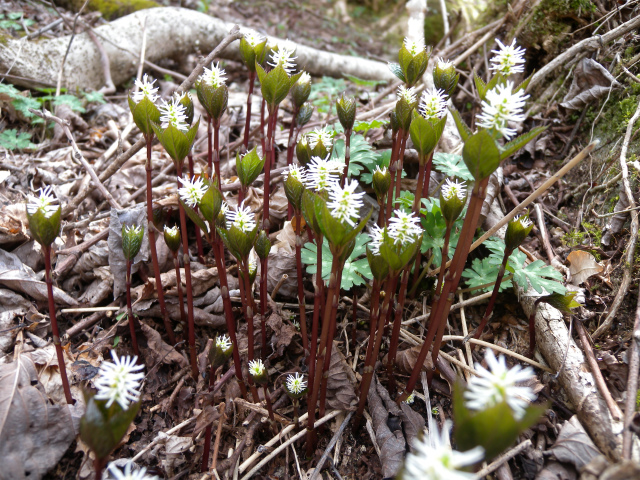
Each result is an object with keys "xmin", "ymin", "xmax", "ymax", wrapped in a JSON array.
[{"xmin": 308, "ymin": 412, "xmax": 354, "ymax": 480}]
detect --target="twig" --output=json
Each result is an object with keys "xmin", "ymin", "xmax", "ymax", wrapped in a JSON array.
[
  {"xmin": 308, "ymin": 411, "xmax": 354, "ymax": 480},
  {"xmin": 85, "ymin": 28, "xmax": 115, "ymax": 94},
  {"xmin": 60, "ymin": 306, "xmax": 119, "ymax": 314},
  {"xmin": 210, "ymin": 403, "xmax": 226, "ymax": 472},
  {"xmin": 474, "ymin": 439, "xmax": 532, "ymax": 479},
  {"xmin": 131, "ymin": 416, "xmax": 197, "ymax": 462},
  {"xmin": 592, "ymin": 99, "xmax": 640, "ymax": 339},
  {"xmin": 234, "ymin": 398, "xmax": 290, "ymax": 424},
  {"xmin": 55, "ymin": 0, "xmax": 89, "ymax": 97},
  {"xmin": 623, "ymin": 285, "xmax": 640, "ymax": 458},
  {"xmin": 54, "ymin": 228, "xmax": 109, "ymax": 275},
  {"xmin": 458, "ymin": 294, "xmax": 474, "ymax": 369}
]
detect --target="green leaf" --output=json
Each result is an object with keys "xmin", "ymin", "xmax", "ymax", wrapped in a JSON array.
[
  {"xmin": 409, "ymin": 113, "xmax": 444, "ymax": 156},
  {"xmin": 420, "ymin": 207, "xmax": 462, "ymax": 268},
  {"xmin": 179, "ymin": 199, "xmax": 209, "ymax": 234},
  {"xmin": 387, "ymin": 62, "xmax": 406, "ymax": 83},
  {"xmin": 508, "ymin": 252, "xmax": 566, "ymax": 294},
  {"xmin": 53, "ymin": 94, "xmax": 85, "ymax": 113},
  {"xmin": 0, "ymin": 129, "xmax": 35, "ymax": 150},
  {"xmin": 500, "ymin": 126, "xmax": 547, "ymax": 160},
  {"xmin": 353, "ymin": 119, "xmax": 387, "ymax": 134},
  {"xmin": 462, "ymin": 129, "xmax": 501, "ymax": 180},
  {"xmin": 432, "ymin": 152, "xmax": 474, "ymax": 181},
  {"xmin": 331, "ymin": 133, "xmax": 380, "ymax": 179},
  {"xmin": 473, "ymin": 71, "xmax": 487, "ymax": 99},
  {"xmin": 450, "ymin": 107, "xmax": 472, "ymax": 141},
  {"xmin": 83, "ymin": 90, "xmax": 106, "ymax": 104},
  {"xmin": 129, "ymin": 96, "xmax": 160, "ymax": 137},
  {"xmin": 462, "ymin": 257, "xmax": 512, "ymax": 292}
]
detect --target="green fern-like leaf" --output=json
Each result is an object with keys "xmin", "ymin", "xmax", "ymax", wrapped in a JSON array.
[
  {"xmin": 432, "ymin": 152, "xmax": 474, "ymax": 181},
  {"xmin": 462, "ymin": 257, "xmax": 513, "ymax": 293},
  {"xmin": 0, "ymin": 129, "xmax": 35, "ymax": 150}
]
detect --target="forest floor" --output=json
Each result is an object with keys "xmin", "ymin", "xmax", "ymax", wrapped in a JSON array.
[{"xmin": 1, "ymin": 0, "xmax": 640, "ymax": 479}]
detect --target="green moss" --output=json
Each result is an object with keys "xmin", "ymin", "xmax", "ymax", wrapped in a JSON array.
[
  {"xmin": 562, "ymin": 229, "xmax": 585, "ymax": 248},
  {"xmin": 588, "ymin": 82, "xmax": 640, "ymax": 141},
  {"xmin": 581, "ymin": 222, "xmax": 603, "ymax": 248}
]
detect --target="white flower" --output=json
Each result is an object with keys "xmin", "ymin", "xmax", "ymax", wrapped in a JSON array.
[
  {"xmin": 490, "ymin": 38, "xmax": 526, "ymax": 76},
  {"xmin": 403, "ymin": 421, "xmax": 484, "ymax": 480},
  {"xmin": 107, "ymin": 461, "xmax": 158, "ymax": 480},
  {"xmin": 178, "ymin": 176, "xmax": 207, "ymax": 207},
  {"xmin": 327, "ymin": 179, "xmax": 365, "ymax": 227},
  {"xmin": 27, "ymin": 185, "xmax": 59, "ymax": 216},
  {"xmin": 419, "ymin": 88, "xmax": 448, "ymax": 121},
  {"xmin": 123, "ymin": 224, "xmax": 142, "ymax": 237},
  {"xmin": 373, "ymin": 165, "xmax": 388, "ymax": 176},
  {"xmin": 441, "ymin": 179, "xmax": 466, "ymax": 201},
  {"xmin": 465, "ymin": 349, "xmax": 536, "ymax": 420},
  {"xmin": 404, "ymin": 392, "xmax": 416, "ymax": 405},
  {"xmin": 159, "ymin": 98, "xmax": 189, "ymax": 132},
  {"xmin": 284, "ymin": 164, "xmax": 307, "ymax": 183},
  {"xmin": 305, "ymin": 155, "xmax": 341, "ymax": 192},
  {"xmin": 368, "ymin": 224, "xmax": 386, "ymax": 255},
  {"xmin": 513, "ymin": 214, "xmax": 533, "ymax": 229},
  {"xmin": 220, "ymin": 201, "xmax": 229, "ymax": 220},
  {"xmin": 476, "ymin": 82, "xmax": 529, "ymax": 140},
  {"xmin": 286, "ymin": 372, "xmax": 307, "ymax": 394},
  {"xmin": 248, "ymin": 359, "xmax": 265, "ymax": 377},
  {"xmin": 248, "ymin": 251, "xmax": 258, "ymax": 275},
  {"xmin": 397, "ymin": 85, "xmax": 417, "ymax": 105},
  {"xmin": 436, "ymin": 57, "xmax": 454, "ymax": 70},
  {"xmin": 226, "ymin": 201, "xmax": 256, "ymax": 232},
  {"xmin": 307, "ymin": 128, "xmax": 333, "ymax": 150},
  {"xmin": 404, "ymin": 37, "xmax": 425, "ymax": 56},
  {"xmin": 388, "ymin": 210, "xmax": 422, "ymax": 246},
  {"xmin": 268, "ymin": 41, "xmax": 297, "ymax": 75},
  {"xmin": 216, "ymin": 334, "xmax": 232, "ymax": 351},
  {"xmin": 244, "ymin": 30, "xmax": 265, "ymax": 48},
  {"xmin": 199, "ymin": 62, "xmax": 227, "ymax": 88},
  {"xmin": 94, "ymin": 351, "xmax": 144, "ymax": 410},
  {"xmin": 164, "ymin": 225, "xmax": 179, "ymax": 236},
  {"xmin": 131, "ymin": 74, "xmax": 159, "ymax": 104},
  {"xmin": 298, "ymin": 71, "xmax": 311, "ymax": 84}
]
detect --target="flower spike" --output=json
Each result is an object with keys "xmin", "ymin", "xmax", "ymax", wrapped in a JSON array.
[
  {"xmin": 94, "ymin": 351, "xmax": 144, "ymax": 410},
  {"xmin": 159, "ymin": 98, "xmax": 189, "ymax": 132},
  {"xmin": 199, "ymin": 62, "xmax": 227, "ymax": 88},
  {"xmin": 131, "ymin": 74, "xmax": 159, "ymax": 104},
  {"xmin": 490, "ymin": 38, "xmax": 526, "ymax": 76},
  {"xmin": 226, "ymin": 201, "xmax": 257, "ymax": 232},
  {"xmin": 419, "ymin": 88, "xmax": 448, "ymax": 121},
  {"xmin": 178, "ymin": 176, "xmax": 207, "ymax": 207},
  {"xmin": 327, "ymin": 179, "xmax": 365, "ymax": 227},
  {"xmin": 476, "ymin": 81, "xmax": 529, "ymax": 140}
]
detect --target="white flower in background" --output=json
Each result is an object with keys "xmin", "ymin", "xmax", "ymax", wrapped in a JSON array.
[
  {"xmin": 476, "ymin": 82, "xmax": 528, "ymax": 140},
  {"xmin": 131, "ymin": 74, "xmax": 159, "ymax": 104},
  {"xmin": 248, "ymin": 359, "xmax": 266, "ymax": 377},
  {"xmin": 297, "ymin": 71, "xmax": 311, "ymax": 84},
  {"xmin": 94, "ymin": 351, "xmax": 144, "ymax": 410},
  {"xmin": 159, "ymin": 98, "xmax": 189, "ymax": 132},
  {"xmin": 368, "ymin": 224, "xmax": 386, "ymax": 255},
  {"xmin": 403, "ymin": 420, "xmax": 484, "ymax": 480},
  {"xmin": 513, "ymin": 214, "xmax": 533, "ymax": 228},
  {"xmin": 404, "ymin": 37, "xmax": 425, "ymax": 56},
  {"xmin": 465, "ymin": 349, "xmax": 536, "ymax": 420},
  {"xmin": 327, "ymin": 179, "xmax": 365, "ymax": 227},
  {"xmin": 268, "ymin": 41, "xmax": 297, "ymax": 75},
  {"xmin": 200, "ymin": 62, "xmax": 227, "ymax": 88},
  {"xmin": 244, "ymin": 30, "xmax": 265, "ymax": 47},
  {"xmin": 419, "ymin": 88, "xmax": 448, "ymax": 121},
  {"xmin": 307, "ymin": 128, "xmax": 333, "ymax": 150},
  {"xmin": 226, "ymin": 201, "xmax": 256, "ymax": 232},
  {"xmin": 27, "ymin": 185, "xmax": 58, "ymax": 216},
  {"xmin": 178, "ymin": 176, "xmax": 207, "ymax": 207},
  {"xmin": 403, "ymin": 392, "xmax": 416, "ymax": 405},
  {"xmin": 436, "ymin": 57, "xmax": 454, "ymax": 70},
  {"xmin": 216, "ymin": 334, "xmax": 232, "ymax": 351},
  {"xmin": 248, "ymin": 252, "xmax": 258, "ymax": 276},
  {"xmin": 441, "ymin": 179, "xmax": 466, "ymax": 201},
  {"xmin": 284, "ymin": 164, "xmax": 307, "ymax": 183},
  {"xmin": 388, "ymin": 210, "xmax": 422, "ymax": 246},
  {"xmin": 490, "ymin": 39, "xmax": 526, "ymax": 76},
  {"xmin": 397, "ymin": 85, "xmax": 417, "ymax": 104},
  {"xmin": 305, "ymin": 155, "xmax": 341, "ymax": 191},
  {"xmin": 107, "ymin": 461, "xmax": 158, "ymax": 480},
  {"xmin": 286, "ymin": 372, "xmax": 307, "ymax": 394}
]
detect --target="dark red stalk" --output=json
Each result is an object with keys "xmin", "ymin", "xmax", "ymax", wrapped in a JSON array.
[
  {"xmin": 173, "ymin": 255, "xmax": 187, "ymax": 329},
  {"xmin": 176, "ymin": 162, "xmax": 199, "ymax": 378},
  {"xmin": 260, "ymin": 98, "xmax": 266, "ymax": 153},
  {"xmin": 262, "ymin": 106, "xmax": 279, "ymax": 230},
  {"xmin": 294, "ymin": 210, "xmax": 309, "ymax": 353},
  {"xmin": 260, "ymin": 257, "xmax": 267, "ymax": 356},
  {"xmin": 241, "ymin": 260, "xmax": 260, "ymax": 402},
  {"xmin": 145, "ymin": 135, "xmax": 176, "ymax": 346},
  {"xmin": 394, "ymin": 132, "xmax": 409, "ymax": 199},
  {"xmin": 93, "ymin": 458, "xmax": 106, "ymax": 480},
  {"xmin": 207, "ymin": 117, "xmax": 213, "ymax": 179},
  {"xmin": 384, "ymin": 128, "xmax": 403, "ymax": 224},
  {"xmin": 188, "ymin": 153, "xmax": 205, "ymax": 262},
  {"xmin": 318, "ymin": 268, "xmax": 343, "ymax": 418},
  {"xmin": 286, "ymin": 107, "xmax": 300, "ymax": 220},
  {"xmin": 386, "ymin": 268, "xmax": 409, "ymax": 394},
  {"xmin": 340, "ymin": 129, "xmax": 352, "ymax": 188},
  {"xmin": 262, "ymin": 385, "xmax": 276, "ymax": 423},
  {"xmin": 213, "ymin": 118, "xmax": 222, "ymax": 190},
  {"xmin": 307, "ymin": 232, "xmax": 324, "ymax": 391},
  {"xmin": 43, "ymin": 245, "xmax": 74, "ymax": 405},
  {"xmin": 201, "ymin": 364, "xmax": 217, "ymax": 473},
  {"xmin": 421, "ymin": 151, "xmax": 434, "ymax": 199},
  {"xmin": 125, "ymin": 258, "xmax": 139, "ymax": 356},
  {"xmin": 243, "ymin": 71, "xmax": 256, "ymax": 151}
]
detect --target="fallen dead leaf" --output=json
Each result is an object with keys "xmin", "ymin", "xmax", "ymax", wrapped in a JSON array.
[{"xmin": 567, "ymin": 251, "xmax": 604, "ymax": 285}]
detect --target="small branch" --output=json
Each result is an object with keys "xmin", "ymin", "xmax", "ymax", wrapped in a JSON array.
[
  {"xmin": 623, "ymin": 285, "xmax": 640, "ymax": 458},
  {"xmin": 308, "ymin": 412, "xmax": 354, "ymax": 480},
  {"xmin": 474, "ymin": 439, "xmax": 532, "ymax": 479}
]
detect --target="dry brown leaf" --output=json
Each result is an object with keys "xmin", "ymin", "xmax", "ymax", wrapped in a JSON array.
[
  {"xmin": 140, "ymin": 323, "xmax": 188, "ymax": 368},
  {"xmin": 265, "ymin": 313, "xmax": 297, "ymax": 356},
  {"xmin": 0, "ymin": 288, "xmax": 30, "ymax": 355},
  {"xmin": 547, "ymin": 416, "xmax": 601, "ymax": 470},
  {"xmin": 567, "ymin": 251, "xmax": 603, "ymax": 285},
  {"xmin": 391, "ymin": 344, "xmax": 434, "ymax": 375},
  {"xmin": 326, "ymin": 341, "xmax": 357, "ymax": 410},
  {"xmin": 560, "ymin": 58, "xmax": 621, "ymax": 111},
  {"xmin": 192, "ymin": 405, "xmax": 220, "ymax": 437}
]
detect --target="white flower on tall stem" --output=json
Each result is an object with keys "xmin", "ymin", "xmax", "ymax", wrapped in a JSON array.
[
  {"xmin": 465, "ymin": 349, "xmax": 536, "ymax": 420},
  {"xmin": 243, "ymin": 30, "xmax": 265, "ymax": 47},
  {"xmin": 397, "ymin": 85, "xmax": 417, "ymax": 104},
  {"xmin": 490, "ymin": 39, "xmax": 526, "ymax": 76},
  {"xmin": 226, "ymin": 201, "xmax": 256, "ymax": 232},
  {"xmin": 306, "ymin": 128, "xmax": 333, "ymax": 150},
  {"xmin": 159, "ymin": 98, "xmax": 189, "ymax": 132},
  {"xmin": 178, "ymin": 176, "xmax": 207, "ymax": 207},
  {"xmin": 476, "ymin": 82, "xmax": 529, "ymax": 140},
  {"xmin": 441, "ymin": 179, "xmax": 466, "ymax": 201},
  {"xmin": 388, "ymin": 209, "xmax": 422, "ymax": 246},
  {"xmin": 327, "ymin": 179, "xmax": 365, "ymax": 227},
  {"xmin": 436, "ymin": 57, "xmax": 454, "ymax": 70},
  {"xmin": 27, "ymin": 185, "xmax": 58, "ymax": 216},
  {"xmin": 286, "ymin": 372, "xmax": 307, "ymax": 394},
  {"xmin": 404, "ymin": 37, "xmax": 425, "ymax": 56},
  {"xmin": 368, "ymin": 224, "xmax": 386, "ymax": 255},
  {"xmin": 513, "ymin": 214, "xmax": 533, "ymax": 229},
  {"xmin": 107, "ymin": 461, "xmax": 158, "ymax": 480},
  {"xmin": 305, "ymin": 155, "xmax": 341, "ymax": 192},
  {"xmin": 199, "ymin": 62, "xmax": 227, "ymax": 88},
  {"xmin": 284, "ymin": 164, "xmax": 307, "ymax": 183},
  {"xmin": 419, "ymin": 88, "xmax": 448, "ymax": 121},
  {"xmin": 268, "ymin": 41, "xmax": 297, "ymax": 75},
  {"xmin": 131, "ymin": 74, "xmax": 159, "ymax": 104},
  {"xmin": 216, "ymin": 334, "xmax": 232, "ymax": 351},
  {"xmin": 402, "ymin": 421, "xmax": 484, "ymax": 480},
  {"xmin": 248, "ymin": 359, "xmax": 266, "ymax": 377},
  {"xmin": 94, "ymin": 351, "xmax": 144, "ymax": 410}
]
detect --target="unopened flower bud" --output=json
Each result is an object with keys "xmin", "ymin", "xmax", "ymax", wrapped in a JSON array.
[
  {"xmin": 176, "ymin": 92, "xmax": 194, "ymax": 125},
  {"xmin": 439, "ymin": 179, "xmax": 467, "ymax": 224},
  {"xmin": 255, "ymin": 230, "xmax": 271, "ymax": 260},
  {"xmin": 122, "ymin": 224, "xmax": 144, "ymax": 262},
  {"xmin": 505, "ymin": 214, "xmax": 533, "ymax": 251},
  {"xmin": 296, "ymin": 137, "xmax": 311, "ymax": 166},
  {"xmin": 336, "ymin": 94, "xmax": 357, "ymax": 131},
  {"xmin": 290, "ymin": 72, "xmax": 311, "ymax": 109},
  {"xmin": 296, "ymin": 104, "xmax": 314, "ymax": 127},
  {"xmin": 209, "ymin": 334, "xmax": 233, "ymax": 368},
  {"xmin": 433, "ymin": 58, "xmax": 459, "ymax": 97},
  {"xmin": 372, "ymin": 165, "xmax": 391, "ymax": 200},
  {"xmin": 163, "ymin": 225, "xmax": 181, "ymax": 253}
]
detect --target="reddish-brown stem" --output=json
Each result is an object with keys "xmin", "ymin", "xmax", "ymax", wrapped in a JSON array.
[
  {"xmin": 93, "ymin": 458, "xmax": 106, "ymax": 480},
  {"xmin": 340, "ymin": 129, "xmax": 352, "ymax": 188},
  {"xmin": 386, "ymin": 269, "xmax": 409, "ymax": 394},
  {"xmin": 260, "ymin": 257, "xmax": 268, "ymax": 357},
  {"xmin": 307, "ymin": 233, "xmax": 324, "ymax": 391},
  {"xmin": 351, "ymin": 292, "xmax": 358, "ymax": 351},
  {"xmin": 286, "ymin": 107, "xmax": 300, "ymax": 220},
  {"xmin": 434, "ymin": 223, "xmax": 454, "ymax": 297},
  {"xmin": 362, "ymin": 280, "xmax": 381, "ymax": 373},
  {"xmin": 173, "ymin": 255, "xmax": 187, "ymax": 329},
  {"xmin": 189, "ymin": 153, "xmax": 205, "ymax": 262},
  {"xmin": 207, "ymin": 116, "xmax": 213, "ymax": 179},
  {"xmin": 394, "ymin": 132, "xmax": 409, "ymax": 199},
  {"xmin": 260, "ymin": 98, "xmax": 266, "ymax": 153},
  {"xmin": 43, "ymin": 245, "xmax": 74, "ymax": 405},
  {"xmin": 318, "ymin": 268, "xmax": 343, "ymax": 418},
  {"xmin": 176, "ymin": 162, "xmax": 199, "ymax": 378},
  {"xmin": 262, "ymin": 385, "xmax": 276, "ymax": 423},
  {"xmin": 292, "ymin": 399, "xmax": 301, "ymax": 430},
  {"xmin": 125, "ymin": 258, "xmax": 139, "ymax": 356},
  {"xmin": 238, "ymin": 185, "xmax": 246, "ymax": 205},
  {"xmin": 201, "ymin": 364, "xmax": 218, "ymax": 473},
  {"xmin": 240, "ymin": 260, "xmax": 260, "ymax": 402},
  {"xmin": 384, "ymin": 128, "xmax": 402, "ymax": 224},
  {"xmin": 471, "ymin": 250, "xmax": 511, "ymax": 348},
  {"xmin": 243, "ymin": 71, "xmax": 256, "ymax": 150},
  {"xmin": 145, "ymin": 135, "xmax": 176, "ymax": 346},
  {"xmin": 377, "ymin": 198, "xmax": 386, "ymax": 227},
  {"xmin": 263, "ymin": 106, "xmax": 279, "ymax": 230},
  {"xmin": 294, "ymin": 211, "xmax": 309, "ymax": 353},
  {"xmin": 421, "ymin": 150, "xmax": 434, "ymax": 199},
  {"xmin": 213, "ymin": 118, "xmax": 222, "ymax": 189}
]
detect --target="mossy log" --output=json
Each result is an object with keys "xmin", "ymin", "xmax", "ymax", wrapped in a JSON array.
[{"xmin": 56, "ymin": 0, "xmax": 159, "ymax": 20}]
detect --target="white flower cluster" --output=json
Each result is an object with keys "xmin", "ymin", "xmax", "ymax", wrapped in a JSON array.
[
  {"xmin": 403, "ymin": 37, "xmax": 425, "ymax": 56},
  {"xmin": 419, "ymin": 88, "xmax": 448, "ymax": 121},
  {"xmin": 216, "ymin": 334, "xmax": 232, "ymax": 351},
  {"xmin": 107, "ymin": 461, "xmax": 158, "ymax": 480},
  {"xmin": 368, "ymin": 224, "xmax": 386, "ymax": 255},
  {"xmin": 27, "ymin": 185, "xmax": 58, "ymax": 216},
  {"xmin": 373, "ymin": 165, "xmax": 388, "ymax": 177},
  {"xmin": 403, "ymin": 421, "xmax": 484, "ymax": 480},
  {"xmin": 476, "ymin": 82, "xmax": 529, "ymax": 140},
  {"xmin": 286, "ymin": 372, "xmax": 307, "ymax": 394},
  {"xmin": 178, "ymin": 176, "xmax": 207, "ymax": 207},
  {"xmin": 327, "ymin": 179, "xmax": 366, "ymax": 227},
  {"xmin": 123, "ymin": 224, "xmax": 142, "ymax": 237},
  {"xmin": 297, "ymin": 71, "xmax": 311, "ymax": 85},
  {"xmin": 131, "ymin": 74, "xmax": 159, "ymax": 104},
  {"xmin": 436, "ymin": 57, "xmax": 454, "ymax": 70},
  {"xmin": 306, "ymin": 128, "xmax": 333, "ymax": 150},
  {"xmin": 243, "ymin": 30, "xmax": 265, "ymax": 48},
  {"xmin": 284, "ymin": 164, "xmax": 307, "ymax": 184},
  {"xmin": 388, "ymin": 209, "xmax": 422, "ymax": 246},
  {"xmin": 248, "ymin": 359, "xmax": 265, "ymax": 377},
  {"xmin": 441, "ymin": 179, "xmax": 466, "ymax": 201},
  {"xmin": 164, "ymin": 225, "xmax": 179, "ymax": 237},
  {"xmin": 490, "ymin": 39, "xmax": 526, "ymax": 76},
  {"xmin": 94, "ymin": 351, "xmax": 144, "ymax": 410},
  {"xmin": 159, "ymin": 97, "xmax": 189, "ymax": 132},
  {"xmin": 465, "ymin": 349, "xmax": 536, "ymax": 420},
  {"xmin": 513, "ymin": 214, "xmax": 533, "ymax": 228},
  {"xmin": 268, "ymin": 41, "xmax": 297, "ymax": 76},
  {"xmin": 397, "ymin": 85, "xmax": 417, "ymax": 105},
  {"xmin": 226, "ymin": 201, "xmax": 256, "ymax": 232},
  {"xmin": 305, "ymin": 156, "xmax": 342, "ymax": 192},
  {"xmin": 200, "ymin": 62, "xmax": 227, "ymax": 88}
]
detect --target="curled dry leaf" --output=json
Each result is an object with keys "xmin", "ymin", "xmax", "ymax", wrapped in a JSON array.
[
  {"xmin": 0, "ymin": 288, "xmax": 30, "ymax": 355},
  {"xmin": 391, "ymin": 344, "xmax": 434, "ymax": 374},
  {"xmin": 140, "ymin": 323, "xmax": 189, "ymax": 368},
  {"xmin": 0, "ymin": 355, "xmax": 76, "ymax": 480},
  {"xmin": 547, "ymin": 416, "xmax": 601, "ymax": 470},
  {"xmin": 567, "ymin": 250, "xmax": 603, "ymax": 285},
  {"xmin": 560, "ymin": 58, "xmax": 621, "ymax": 111},
  {"xmin": 266, "ymin": 313, "xmax": 298, "ymax": 357},
  {"xmin": 326, "ymin": 341, "xmax": 357, "ymax": 410}
]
